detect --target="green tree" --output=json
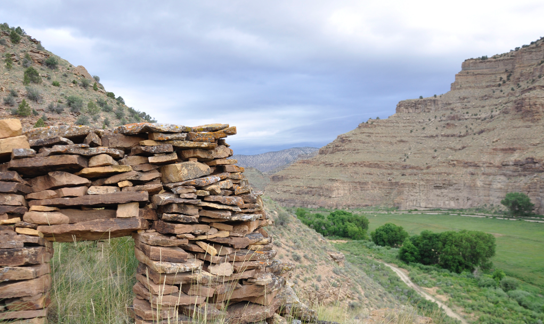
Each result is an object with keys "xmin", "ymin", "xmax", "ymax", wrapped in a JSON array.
[
  {"xmin": 501, "ymin": 192, "xmax": 534, "ymax": 216},
  {"xmin": 17, "ymin": 99, "xmax": 31, "ymax": 117},
  {"xmin": 34, "ymin": 118, "xmax": 45, "ymax": 128},
  {"xmin": 493, "ymin": 269, "xmax": 506, "ymax": 282},
  {"xmin": 44, "ymin": 57, "xmax": 58, "ymax": 69},
  {"xmin": 371, "ymin": 223, "xmax": 409, "ymax": 247},
  {"xmin": 411, "ymin": 230, "xmax": 441, "ymax": 265},
  {"xmin": 93, "ymin": 82, "xmax": 98, "ymax": 91},
  {"xmin": 438, "ymin": 230, "xmax": 496, "ymax": 273},
  {"xmin": 399, "ymin": 238, "xmax": 419, "ymax": 263},
  {"xmin": 23, "ymin": 67, "xmax": 42, "ymax": 85},
  {"xmin": 4, "ymin": 53, "xmax": 12, "ymax": 70},
  {"xmin": 9, "ymin": 30, "xmax": 21, "ymax": 44}
]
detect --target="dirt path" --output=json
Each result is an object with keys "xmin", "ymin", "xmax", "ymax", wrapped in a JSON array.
[{"xmin": 381, "ymin": 262, "xmax": 468, "ymax": 324}]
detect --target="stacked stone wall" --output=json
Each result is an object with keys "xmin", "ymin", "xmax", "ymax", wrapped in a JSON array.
[{"xmin": 0, "ymin": 120, "xmax": 314, "ymax": 324}]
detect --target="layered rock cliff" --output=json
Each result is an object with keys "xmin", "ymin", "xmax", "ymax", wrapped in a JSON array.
[{"xmin": 267, "ymin": 37, "xmax": 544, "ymax": 213}]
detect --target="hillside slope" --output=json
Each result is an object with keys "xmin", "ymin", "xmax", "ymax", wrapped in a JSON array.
[
  {"xmin": 233, "ymin": 147, "xmax": 318, "ymax": 174},
  {"xmin": 268, "ymin": 37, "xmax": 544, "ymax": 213},
  {"xmin": 0, "ymin": 23, "xmax": 154, "ymax": 131}
]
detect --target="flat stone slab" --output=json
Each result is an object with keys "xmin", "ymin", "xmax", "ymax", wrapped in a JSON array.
[
  {"xmin": 24, "ymin": 125, "xmax": 94, "ymax": 140},
  {"xmin": 0, "ymin": 119, "xmax": 22, "ymax": 139},
  {"xmin": 134, "ymin": 248, "xmax": 202, "ymax": 274},
  {"xmin": 29, "ymin": 136, "xmax": 73, "ymax": 148},
  {"xmin": 0, "ymin": 136, "xmax": 30, "ymax": 158},
  {"xmin": 75, "ymin": 165, "xmax": 132, "ymax": 178},
  {"xmin": 114, "ymin": 123, "xmax": 189, "ymax": 135},
  {"xmin": 0, "ymin": 182, "xmax": 32, "ymax": 194},
  {"xmin": 28, "ymin": 171, "xmax": 91, "ymax": 192},
  {"xmin": 28, "ymin": 191, "xmax": 149, "ymax": 208},
  {"xmin": 9, "ymin": 155, "xmax": 88, "ymax": 177},
  {"xmin": 0, "ymin": 247, "xmax": 50, "ymax": 267},
  {"xmin": 37, "ymin": 217, "xmax": 149, "ymax": 242},
  {"xmin": 47, "ymin": 145, "xmax": 124, "ymax": 159},
  {"xmin": 160, "ymin": 162, "xmax": 211, "ymax": 184}
]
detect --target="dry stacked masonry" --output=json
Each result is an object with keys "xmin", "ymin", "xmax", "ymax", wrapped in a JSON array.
[{"xmin": 0, "ymin": 120, "xmax": 315, "ymax": 324}]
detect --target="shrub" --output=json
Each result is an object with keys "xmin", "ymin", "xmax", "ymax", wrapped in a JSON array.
[
  {"xmin": 17, "ymin": 99, "xmax": 32, "ymax": 117},
  {"xmin": 296, "ymin": 208, "xmax": 369, "ymax": 240},
  {"xmin": 501, "ymin": 192, "xmax": 534, "ymax": 216},
  {"xmin": 34, "ymin": 118, "xmax": 45, "ymax": 128},
  {"xmin": 47, "ymin": 102, "xmax": 64, "ymax": 114},
  {"xmin": 0, "ymin": 38, "xmax": 6, "ymax": 46},
  {"xmin": 106, "ymin": 92, "xmax": 115, "ymax": 99},
  {"xmin": 478, "ymin": 276, "xmax": 497, "ymax": 288},
  {"xmin": 66, "ymin": 96, "xmax": 83, "ymax": 113},
  {"xmin": 87, "ymin": 101, "xmax": 100, "ymax": 115},
  {"xmin": 9, "ymin": 30, "xmax": 21, "ymax": 44},
  {"xmin": 3, "ymin": 95, "xmax": 15, "ymax": 107},
  {"xmin": 32, "ymin": 109, "xmax": 38, "ymax": 116},
  {"xmin": 44, "ymin": 56, "xmax": 58, "ymax": 69},
  {"xmin": 103, "ymin": 117, "xmax": 110, "ymax": 127},
  {"xmin": 93, "ymin": 75, "xmax": 100, "ymax": 82},
  {"xmin": 26, "ymin": 87, "xmax": 42, "ymax": 103},
  {"xmin": 75, "ymin": 115, "xmax": 90, "ymax": 125},
  {"xmin": 116, "ymin": 96, "xmax": 125, "ymax": 104},
  {"xmin": 4, "ymin": 53, "xmax": 12, "ymax": 70},
  {"xmin": 275, "ymin": 212, "xmax": 290, "ymax": 226},
  {"xmin": 96, "ymin": 98, "xmax": 107, "ymax": 107},
  {"xmin": 500, "ymin": 277, "xmax": 519, "ymax": 292},
  {"xmin": 398, "ymin": 238, "xmax": 419, "ymax": 263},
  {"xmin": 492, "ymin": 269, "xmax": 506, "ymax": 282},
  {"xmin": 371, "ymin": 223, "xmax": 409, "ymax": 247},
  {"xmin": 438, "ymin": 230, "xmax": 496, "ymax": 273},
  {"xmin": 41, "ymin": 113, "xmax": 48, "ymax": 121},
  {"xmin": 22, "ymin": 53, "xmax": 32, "ymax": 68},
  {"xmin": 80, "ymin": 78, "xmax": 91, "ymax": 89},
  {"xmin": 114, "ymin": 107, "xmax": 125, "ymax": 120},
  {"xmin": 93, "ymin": 82, "xmax": 98, "ymax": 91},
  {"xmin": 23, "ymin": 67, "xmax": 42, "ymax": 85},
  {"xmin": 52, "ymin": 81, "xmax": 60, "ymax": 87},
  {"xmin": 419, "ymin": 95, "xmax": 423, "ymax": 99}
]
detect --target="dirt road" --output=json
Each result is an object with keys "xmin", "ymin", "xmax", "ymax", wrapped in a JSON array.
[{"xmin": 382, "ymin": 262, "xmax": 468, "ymax": 324}]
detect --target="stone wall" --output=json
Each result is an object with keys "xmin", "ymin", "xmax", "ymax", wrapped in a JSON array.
[{"xmin": 0, "ymin": 120, "xmax": 314, "ymax": 324}]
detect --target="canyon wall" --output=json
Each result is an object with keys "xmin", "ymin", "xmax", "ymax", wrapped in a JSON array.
[{"xmin": 268, "ymin": 38, "xmax": 544, "ymax": 213}]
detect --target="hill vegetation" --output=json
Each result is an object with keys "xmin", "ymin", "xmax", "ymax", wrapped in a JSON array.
[{"xmin": 0, "ymin": 23, "xmax": 155, "ymax": 131}]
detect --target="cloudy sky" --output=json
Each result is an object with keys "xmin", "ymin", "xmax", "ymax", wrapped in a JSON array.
[{"xmin": 3, "ymin": 1, "xmax": 544, "ymax": 154}]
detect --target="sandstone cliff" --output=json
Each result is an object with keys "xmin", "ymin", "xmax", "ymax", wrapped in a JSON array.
[{"xmin": 268, "ymin": 37, "xmax": 544, "ymax": 214}]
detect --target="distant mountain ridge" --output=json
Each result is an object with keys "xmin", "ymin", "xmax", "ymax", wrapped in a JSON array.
[{"xmin": 232, "ymin": 147, "xmax": 318, "ymax": 173}]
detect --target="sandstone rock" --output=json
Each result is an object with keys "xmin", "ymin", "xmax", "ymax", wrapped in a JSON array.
[
  {"xmin": 187, "ymin": 126, "xmax": 236, "ymax": 142},
  {"xmin": 0, "ymin": 135, "xmax": 30, "ymax": 158},
  {"xmin": 29, "ymin": 191, "xmax": 148, "ymax": 208},
  {"xmin": 161, "ymin": 213, "xmax": 199, "ymax": 223},
  {"xmin": 134, "ymin": 248, "xmax": 203, "ymax": 274},
  {"xmin": 131, "ymin": 144, "xmax": 173, "ymax": 156},
  {"xmin": 23, "ymin": 211, "xmax": 70, "ymax": 225},
  {"xmin": 164, "ymin": 173, "xmax": 228, "ymax": 189},
  {"xmin": 121, "ymin": 155, "xmax": 148, "ymax": 166},
  {"xmin": 117, "ymin": 202, "xmax": 139, "ymax": 218},
  {"xmin": 75, "ymin": 165, "xmax": 132, "ymax": 178},
  {"xmin": 25, "ymin": 125, "xmax": 93, "ymax": 141},
  {"xmin": 0, "ymin": 171, "xmax": 26, "ymax": 183},
  {"xmin": 11, "ymin": 148, "xmax": 36, "ymax": 160},
  {"xmin": 29, "ymin": 206, "xmax": 59, "ymax": 212},
  {"xmin": 9, "ymin": 155, "xmax": 88, "ymax": 176},
  {"xmin": 122, "ymin": 183, "xmax": 163, "ymax": 194},
  {"xmin": 0, "ymin": 217, "xmax": 20, "ymax": 225},
  {"xmin": 38, "ymin": 217, "xmax": 148, "ymax": 242},
  {"xmin": 15, "ymin": 228, "xmax": 40, "ymax": 236},
  {"xmin": 0, "ymin": 247, "xmax": 49, "ymax": 267},
  {"xmin": 206, "ymin": 158, "xmax": 237, "ymax": 166},
  {"xmin": 164, "ymin": 140, "xmax": 217, "ymax": 150},
  {"xmin": 137, "ymin": 242, "xmax": 189, "ymax": 263},
  {"xmin": 190, "ymin": 124, "xmax": 229, "ymax": 132},
  {"xmin": 154, "ymin": 221, "xmax": 210, "ymax": 235},
  {"xmin": 208, "ymin": 262, "xmax": 233, "ymax": 276},
  {"xmin": 118, "ymin": 180, "xmax": 133, "ymax": 188},
  {"xmin": 0, "ymin": 193, "xmax": 26, "ymax": 206},
  {"xmin": 159, "ymin": 203, "xmax": 199, "ymax": 215},
  {"xmin": 0, "ymin": 119, "xmax": 22, "ymax": 139},
  {"xmin": 114, "ymin": 123, "xmax": 189, "ymax": 135},
  {"xmin": 48, "ymin": 145, "xmax": 124, "ymax": 159},
  {"xmin": 148, "ymin": 132, "xmax": 187, "ymax": 141},
  {"xmin": 203, "ymin": 195, "xmax": 244, "ymax": 207},
  {"xmin": 0, "ymin": 263, "xmax": 50, "ymax": 281},
  {"xmin": 28, "ymin": 136, "xmax": 73, "ymax": 148},
  {"xmin": 138, "ymin": 140, "xmax": 159, "ymax": 146},
  {"xmin": 0, "ymin": 274, "xmax": 51, "ymax": 299},
  {"xmin": 103, "ymin": 170, "xmax": 140, "ymax": 184},
  {"xmin": 87, "ymin": 186, "xmax": 120, "ymax": 195},
  {"xmin": 160, "ymin": 162, "xmax": 211, "ymax": 184},
  {"xmin": 148, "ymin": 152, "xmax": 178, "ymax": 164},
  {"xmin": 0, "ymin": 309, "xmax": 47, "ymax": 321},
  {"xmin": 88, "ymin": 154, "xmax": 117, "ymax": 167},
  {"xmin": 6, "ymin": 293, "xmax": 51, "ymax": 311},
  {"xmin": 133, "ymin": 231, "xmax": 189, "ymax": 247},
  {"xmin": 132, "ymin": 298, "xmax": 179, "ymax": 321},
  {"xmin": 56, "ymin": 186, "xmax": 88, "ymax": 197},
  {"xmin": 197, "ymin": 201, "xmax": 241, "ymax": 212},
  {"xmin": 83, "ymin": 132, "xmax": 101, "ymax": 147},
  {"xmin": 28, "ymin": 171, "xmax": 91, "ymax": 192},
  {"xmin": 138, "ymin": 170, "xmax": 161, "ymax": 182},
  {"xmin": 101, "ymin": 134, "xmax": 145, "ymax": 149},
  {"xmin": 0, "ymin": 181, "xmax": 32, "ymax": 194},
  {"xmin": 59, "ymin": 208, "xmax": 116, "ymax": 223},
  {"xmin": 151, "ymin": 192, "xmax": 199, "ymax": 206}
]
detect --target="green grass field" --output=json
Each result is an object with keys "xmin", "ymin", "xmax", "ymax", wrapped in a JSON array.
[{"xmin": 361, "ymin": 212, "xmax": 544, "ymax": 290}]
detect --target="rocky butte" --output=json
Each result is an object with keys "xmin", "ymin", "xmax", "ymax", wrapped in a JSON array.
[{"xmin": 268, "ymin": 37, "xmax": 544, "ymax": 213}]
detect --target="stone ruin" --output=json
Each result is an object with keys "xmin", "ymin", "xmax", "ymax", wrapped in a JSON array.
[{"xmin": 0, "ymin": 119, "xmax": 316, "ymax": 324}]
